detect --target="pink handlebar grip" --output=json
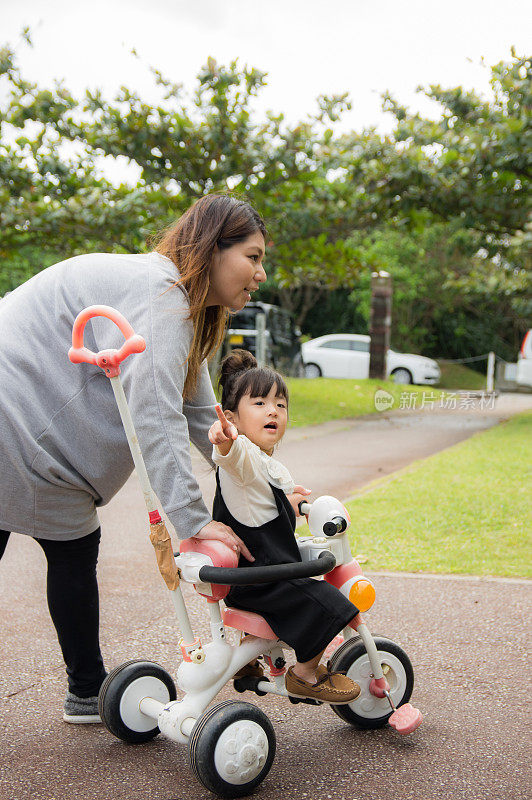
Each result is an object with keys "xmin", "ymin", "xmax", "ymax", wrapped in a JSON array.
[{"xmin": 68, "ymin": 305, "xmax": 146, "ymax": 377}]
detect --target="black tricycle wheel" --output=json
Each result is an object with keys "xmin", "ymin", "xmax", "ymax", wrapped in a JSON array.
[
  {"xmin": 189, "ymin": 700, "xmax": 276, "ymax": 798},
  {"xmin": 328, "ymin": 635, "xmax": 414, "ymax": 728},
  {"xmin": 98, "ymin": 659, "xmax": 177, "ymax": 743}
]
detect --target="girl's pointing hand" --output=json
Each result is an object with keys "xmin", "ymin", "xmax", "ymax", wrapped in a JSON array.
[{"xmin": 209, "ymin": 404, "xmax": 238, "ymax": 445}]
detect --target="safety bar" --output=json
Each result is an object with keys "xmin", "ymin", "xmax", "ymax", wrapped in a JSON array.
[{"xmin": 198, "ymin": 551, "xmax": 336, "ymax": 586}]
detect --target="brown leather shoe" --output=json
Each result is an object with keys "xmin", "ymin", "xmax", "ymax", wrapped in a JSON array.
[
  {"xmin": 234, "ymin": 660, "xmax": 264, "ymax": 680},
  {"xmin": 285, "ymin": 664, "xmax": 361, "ymax": 705}
]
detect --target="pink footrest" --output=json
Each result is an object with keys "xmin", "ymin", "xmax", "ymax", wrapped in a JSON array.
[{"xmin": 388, "ymin": 703, "xmax": 423, "ymax": 735}]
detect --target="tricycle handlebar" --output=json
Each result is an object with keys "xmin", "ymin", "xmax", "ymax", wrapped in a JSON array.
[
  {"xmin": 198, "ymin": 551, "xmax": 336, "ymax": 586},
  {"xmin": 68, "ymin": 305, "xmax": 146, "ymax": 377}
]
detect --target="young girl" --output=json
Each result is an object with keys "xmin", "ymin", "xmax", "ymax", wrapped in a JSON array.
[{"xmin": 208, "ymin": 349, "xmax": 361, "ymax": 704}]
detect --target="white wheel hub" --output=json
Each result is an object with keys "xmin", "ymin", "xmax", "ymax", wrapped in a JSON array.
[
  {"xmin": 119, "ymin": 675, "xmax": 171, "ymax": 732},
  {"xmin": 346, "ymin": 650, "xmax": 407, "ymax": 719},
  {"xmin": 214, "ymin": 720, "xmax": 269, "ymax": 785}
]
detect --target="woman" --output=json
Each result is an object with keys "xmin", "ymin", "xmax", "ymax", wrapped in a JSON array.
[{"xmin": 0, "ymin": 194, "xmax": 267, "ymax": 722}]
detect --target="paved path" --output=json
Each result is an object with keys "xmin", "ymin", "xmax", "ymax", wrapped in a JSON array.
[{"xmin": 0, "ymin": 393, "xmax": 530, "ymax": 800}]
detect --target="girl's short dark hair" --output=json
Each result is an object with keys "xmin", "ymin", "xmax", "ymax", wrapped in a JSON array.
[{"xmin": 219, "ymin": 349, "xmax": 289, "ymax": 413}]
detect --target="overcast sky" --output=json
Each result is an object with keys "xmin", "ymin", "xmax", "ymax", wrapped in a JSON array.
[{"xmin": 2, "ymin": 0, "xmax": 530, "ymax": 181}]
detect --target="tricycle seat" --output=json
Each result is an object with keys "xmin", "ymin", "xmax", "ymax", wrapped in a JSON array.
[{"xmin": 222, "ymin": 608, "xmax": 278, "ymax": 640}]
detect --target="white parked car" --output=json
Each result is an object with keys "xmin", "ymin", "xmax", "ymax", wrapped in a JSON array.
[
  {"xmin": 302, "ymin": 333, "xmax": 441, "ymax": 385},
  {"xmin": 516, "ymin": 329, "xmax": 532, "ymax": 388}
]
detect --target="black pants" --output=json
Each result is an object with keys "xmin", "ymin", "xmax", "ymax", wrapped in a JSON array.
[{"xmin": 0, "ymin": 528, "xmax": 107, "ymax": 697}]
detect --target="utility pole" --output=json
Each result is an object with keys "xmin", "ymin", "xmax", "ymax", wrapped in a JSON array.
[
  {"xmin": 486, "ymin": 351, "xmax": 495, "ymax": 393},
  {"xmin": 255, "ymin": 312, "xmax": 267, "ymax": 367},
  {"xmin": 369, "ymin": 271, "xmax": 392, "ymax": 380}
]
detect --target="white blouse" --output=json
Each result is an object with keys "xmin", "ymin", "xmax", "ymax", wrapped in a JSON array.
[{"xmin": 212, "ymin": 435, "xmax": 295, "ymax": 526}]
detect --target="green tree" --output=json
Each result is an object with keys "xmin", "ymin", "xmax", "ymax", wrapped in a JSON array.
[
  {"xmin": 378, "ymin": 51, "xmax": 531, "ymax": 239},
  {"xmin": 0, "ymin": 35, "xmax": 353, "ymax": 278},
  {"xmin": 292, "ymin": 52, "xmax": 531, "ymax": 350},
  {"xmin": 1, "ymin": 35, "xmax": 529, "ymax": 359}
]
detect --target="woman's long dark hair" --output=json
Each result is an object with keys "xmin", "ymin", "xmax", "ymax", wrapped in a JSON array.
[{"xmin": 154, "ymin": 195, "xmax": 267, "ymax": 398}]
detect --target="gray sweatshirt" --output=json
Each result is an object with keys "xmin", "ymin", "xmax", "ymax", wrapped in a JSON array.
[{"xmin": 0, "ymin": 251, "xmax": 217, "ymax": 540}]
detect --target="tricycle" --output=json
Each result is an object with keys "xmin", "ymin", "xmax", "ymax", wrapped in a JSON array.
[{"xmin": 69, "ymin": 305, "xmax": 422, "ymax": 798}]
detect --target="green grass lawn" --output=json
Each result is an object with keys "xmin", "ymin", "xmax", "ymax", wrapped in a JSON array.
[
  {"xmin": 436, "ymin": 361, "xmax": 487, "ymax": 390},
  {"xmin": 299, "ymin": 411, "xmax": 532, "ymax": 578},
  {"xmin": 285, "ymin": 377, "xmax": 443, "ymax": 427}
]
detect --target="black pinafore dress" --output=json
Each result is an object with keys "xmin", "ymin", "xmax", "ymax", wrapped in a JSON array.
[{"xmin": 213, "ymin": 469, "xmax": 358, "ymax": 663}]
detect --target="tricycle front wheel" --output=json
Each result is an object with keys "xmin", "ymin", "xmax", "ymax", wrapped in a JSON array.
[
  {"xmin": 189, "ymin": 700, "xmax": 276, "ymax": 798},
  {"xmin": 328, "ymin": 636, "xmax": 414, "ymax": 728}
]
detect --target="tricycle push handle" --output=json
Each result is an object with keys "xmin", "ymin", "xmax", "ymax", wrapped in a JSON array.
[
  {"xmin": 68, "ymin": 305, "xmax": 146, "ymax": 377},
  {"xmin": 198, "ymin": 551, "xmax": 336, "ymax": 586}
]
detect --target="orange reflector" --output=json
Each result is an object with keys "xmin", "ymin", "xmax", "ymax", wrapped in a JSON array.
[{"xmin": 349, "ymin": 579, "xmax": 376, "ymax": 612}]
